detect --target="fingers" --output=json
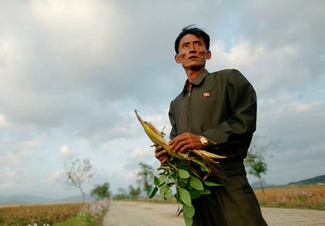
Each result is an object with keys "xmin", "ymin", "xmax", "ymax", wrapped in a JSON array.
[
  {"xmin": 155, "ymin": 146, "xmax": 168, "ymax": 164},
  {"xmin": 159, "ymin": 156, "xmax": 168, "ymax": 164},
  {"xmin": 169, "ymin": 132, "xmax": 201, "ymax": 153},
  {"xmin": 170, "ymin": 139, "xmax": 189, "ymax": 153},
  {"xmin": 153, "ymin": 132, "xmax": 201, "ymax": 163}
]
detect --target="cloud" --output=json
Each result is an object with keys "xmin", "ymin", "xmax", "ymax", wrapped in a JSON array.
[
  {"xmin": 0, "ymin": 114, "xmax": 11, "ymax": 129},
  {"xmin": 48, "ymin": 169, "xmax": 64, "ymax": 185},
  {"xmin": 0, "ymin": 182, "xmax": 13, "ymax": 191},
  {"xmin": 29, "ymin": 0, "xmax": 123, "ymax": 68},
  {"xmin": 210, "ymin": 39, "xmax": 323, "ymax": 99},
  {"xmin": 60, "ymin": 145, "xmax": 74, "ymax": 160},
  {"xmin": 129, "ymin": 148, "xmax": 151, "ymax": 160},
  {"xmin": 7, "ymin": 150, "xmax": 34, "ymax": 165},
  {"xmin": 5, "ymin": 167, "xmax": 17, "ymax": 177},
  {"xmin": 258, "ymin": 99, "xmax": 325, "ymax": 144}
]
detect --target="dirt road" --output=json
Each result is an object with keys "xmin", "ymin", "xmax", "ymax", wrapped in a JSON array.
[{"xmin": 102, "ymin": 200, "xmax": 325, "ymax": 226}]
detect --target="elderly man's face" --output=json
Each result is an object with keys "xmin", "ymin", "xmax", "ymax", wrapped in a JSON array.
[{"xmin": 175, "ymin": 34, "xmax": 211, "ymax": 70}]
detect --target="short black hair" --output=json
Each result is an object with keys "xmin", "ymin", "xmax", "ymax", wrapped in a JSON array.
[{"xmin": 174, "ymin": 25, "xmax": 210, "ymax": 54}]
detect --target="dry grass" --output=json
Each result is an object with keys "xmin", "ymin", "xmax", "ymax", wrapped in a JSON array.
[
  {"xmin": 254, "ymin": 184, "xmax": 325, "ymax": 210},
  {"xmin": 0, "ymin": 203, "xmax": 84, "ymax": 225}
]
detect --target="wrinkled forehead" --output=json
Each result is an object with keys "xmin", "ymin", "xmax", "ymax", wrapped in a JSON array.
[{"xmin": 179, "ymin": 33, "xmax": 202, "ymax": 43}]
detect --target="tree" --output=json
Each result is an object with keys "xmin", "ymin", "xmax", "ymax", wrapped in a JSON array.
[
  {"xmin": 114, "ymin": 188, "xmax": 128, "ymax": 200},
  {"xmin": 136, "ymin": 162, "xmax": 154, "ymax": 197},
  {"xmin": 91, "ymin": 182, "xmax": 111, "ymax": 200},
  {"xmin": 244, "ymin": 136, "xmax": 279, "ymax": 202},
  {"xmin": 63, "ymin": 158, "xmax": 95, "ymax": 202},
  {"xmin": 128, "ymin": 185, "xmax": 141, "ymax": 200}
]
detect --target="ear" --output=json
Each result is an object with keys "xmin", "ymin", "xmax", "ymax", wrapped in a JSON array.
[
  {"xmin": 206, "ymin": 50, "xmax": 211, "ymax": 60},
  {"xmin": 175, "ymin": 54, "xmax": 181, "ymax": 64}
]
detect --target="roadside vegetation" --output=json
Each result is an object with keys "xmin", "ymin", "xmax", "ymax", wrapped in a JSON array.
[
  {"xmin": 0, "ymin": 203, "xmax": 83, "ymax": 225},
  {"xmin": 0, "ymin": 200, "xmax": 110, "ymax": 226},
  {"xmin": 0, "ymin": 180, "xmax": 111, "ymax": 226},
  {"xmin": 254, "ymin": 184, "xmax": 325, "ymax": 210}
]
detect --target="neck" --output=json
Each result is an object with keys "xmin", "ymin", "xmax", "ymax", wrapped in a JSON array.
[{"xmin": 184, "ymin": 67, "xmax": 205, "ymax": 82}]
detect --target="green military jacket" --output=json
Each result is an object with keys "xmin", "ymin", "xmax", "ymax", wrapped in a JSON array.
[{"xmin": 169, "ymin": 69, "xmax": 257, "ymax": 161}]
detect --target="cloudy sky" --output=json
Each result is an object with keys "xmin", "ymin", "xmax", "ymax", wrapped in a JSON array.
[{"xmin": 1, "ymin": 0, "xmax": 324, "ymax": 199}]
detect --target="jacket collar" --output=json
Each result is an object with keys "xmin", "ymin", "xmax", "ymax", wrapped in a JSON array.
[
  {"xmin": 191, "ymin": 69, "xmax": 210, "ymax": 85},
  {"xmin": 182, "ymin": 69, "xmax": 210, "ymax": 92}
]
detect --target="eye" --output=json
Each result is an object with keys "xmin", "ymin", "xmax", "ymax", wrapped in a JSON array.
[{"xmin": 183, "ymin": 44, "xmax": 189, "ymax": 48}]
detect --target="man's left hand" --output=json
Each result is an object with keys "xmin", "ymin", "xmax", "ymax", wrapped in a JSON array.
[{"xmin": 169, "ymin": 132, "xmax": 203, "ymax": 153}]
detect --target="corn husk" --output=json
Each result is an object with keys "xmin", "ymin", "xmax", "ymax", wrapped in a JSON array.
[{"xmin": 135, "ymin": 110, "xmax": 226, "ymax": 181}]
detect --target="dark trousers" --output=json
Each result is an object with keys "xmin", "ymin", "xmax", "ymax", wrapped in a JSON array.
[{"xmin": 192, "ymin": 175, "xmax": 268, "ymax": 226}]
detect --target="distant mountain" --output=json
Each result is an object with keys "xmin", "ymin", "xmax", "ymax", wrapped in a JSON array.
[
  {"xmin": 57, "ymin": 194, "xmax": 93, "ymax": 203},
  {"xmin": 0, "ymin": 199, "xmax": 29, "ymax": 205},
  {"xmin": 0, "ymin": 194, "xmax": 94, "ymax": 205},
  {"xmin": 250, "ymin": 181, "xmax": 276, "ymax": 189},
  {"xmin": 288, "ymin": 174, "xmax": 325, "ymax": 185},
  {"xmin": 0, "ymin": 194, "xmax": 55, "ymax": 205},
  {"xmin": 250, "ymin": 174, "xmax": 325, "ymax": 189}
]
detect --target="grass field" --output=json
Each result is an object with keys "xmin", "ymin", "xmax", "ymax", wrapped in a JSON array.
[
  {"xmin": 0, "ymin": 203, "xmax": 83, "ymax": 225},
  {"xmin": 254, "ymin": 184, "xmax": 325, "ymax": 210},
  {"xmin": 0, "ymin": 200, "xmax": 110, "ymax": 226}
]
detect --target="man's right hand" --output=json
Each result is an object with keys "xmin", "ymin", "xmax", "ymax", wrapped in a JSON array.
[{"xmin": 154, "ymin": 145, "xmax": 168, "ymax": 164}]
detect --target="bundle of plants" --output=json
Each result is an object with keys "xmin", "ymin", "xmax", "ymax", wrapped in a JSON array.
[{"xmin": 135, "ymin": 110, "xmax": 227, "ymax": 226}]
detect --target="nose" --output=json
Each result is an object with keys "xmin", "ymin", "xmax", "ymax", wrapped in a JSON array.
[{"xmin": 189, "ymin": 44, "xmax": 196, "ymax": 52}]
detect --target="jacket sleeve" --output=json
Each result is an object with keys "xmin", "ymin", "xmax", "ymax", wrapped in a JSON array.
[
  {"xmin": 202, "ymin": 70, "xmax": 257, "ymax": 157},
  {"xmin": 169, "ymin": 100, "xmax": 177, "ymax": 140}
]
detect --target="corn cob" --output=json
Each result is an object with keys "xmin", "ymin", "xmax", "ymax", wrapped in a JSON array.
[
  {"xmin": 135, "ymin": 110, "xmax": 227, "ymax": 181},
  {"xmin": 135, "ymin": 110, "xmax": 185, "ymax": 159}
]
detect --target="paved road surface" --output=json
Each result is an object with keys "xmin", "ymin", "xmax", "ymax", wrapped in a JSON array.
[{"xmin": 103, "ymin": 201, "xmax": 325, "ymax": 226}]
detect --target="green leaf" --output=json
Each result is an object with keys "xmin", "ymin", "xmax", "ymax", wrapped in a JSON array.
[
  {"xmin": 159, "ymin": 174, "xmax": 167, "ymax": 184},
  {"xmin": 160, "ymin": 184, "xmax": 169, "ymax": 198},
  {"xmin": 149, "ymin": 187, "xmax": 158, "ymax": 199},
  {"xmin": 183, "ymin": 205, "xmax": 195, "ymax": 218},
  {"xmin": 198, "ymin": 188, "xmax": 211, "ymax": 195},
  {"xmin": 177, "ymin": 178, "xmax": 189, "ymax": 187},
  {"xmin": 154, "ymin": 176, "xmax": 160, "ymax": 186},
  {"xmin": 178, "ymin": 169, "xmax": 190, "ymax": 179},
  {"xmin": 178, "ymin": 188, "xmax": 191, "ymax": 206},
  {"xmin": 164, "ymin": 188, "xmax": 173, "ymax": 199},
  {"xmin": 175, "ymin": 190, "xmax": 180, "ymax": 202},
  {"xmin": 189, "ymin": 189, "xmax": 201, "ymax": 199},
  {"xmin": 204, "ymin": 180, "xmax": 223, "ymax": 187},
  {"xmin": 184, "ymin": 215, "xmax": 193, "ymax": 226},
  {"xmin": 189, "ymin": 176, "xmax": 204, "ymax": 191},
  {"xmin": 200, "ymin": 165, "xmax": 208, "ymax": 172}
]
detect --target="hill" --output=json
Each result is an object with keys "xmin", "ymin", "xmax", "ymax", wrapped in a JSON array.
[
  {"xmin": 288, "ymin": 174, "xmax": 325, "ymax": 185},
  {"xmin": 250, "ymin": 174, "xmax": 325, "ymax": 189},
  {"xmin": 251, "ymin": 181, "xmax": 276, "ymax": 189},
  {"xmin": 0, "ymin": 194, "xmax": 93, "ymax": 206}
]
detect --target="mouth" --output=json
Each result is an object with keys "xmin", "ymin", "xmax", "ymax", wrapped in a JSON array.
[{"xmin": 188, "ymin": 56, "xmax": 198, "ymax": 60}]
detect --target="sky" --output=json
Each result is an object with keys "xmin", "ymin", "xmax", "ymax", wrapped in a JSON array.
[{"xmin": 0, "ymin": 0, "xmax": 324, "ymax": 199}]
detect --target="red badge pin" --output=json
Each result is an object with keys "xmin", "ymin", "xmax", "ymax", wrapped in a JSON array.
[{"xmin": 203, "ymin": 92, "xmax": 210, "ymax": 97}]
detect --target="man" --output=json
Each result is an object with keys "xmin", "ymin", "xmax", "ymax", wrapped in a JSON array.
[{"xmin": 155, "ymin": 25, "xmax": 268, "ymax": 226}]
